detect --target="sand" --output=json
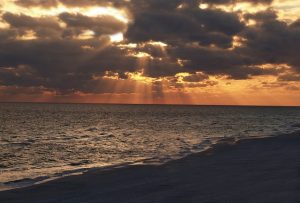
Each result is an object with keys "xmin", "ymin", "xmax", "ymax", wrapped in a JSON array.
[{"xmin": 1, "ymin": 131, "xmax": 300, "ymax": 203}]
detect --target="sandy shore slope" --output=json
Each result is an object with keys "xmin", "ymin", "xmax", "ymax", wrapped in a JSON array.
[{"xmin": 1, "ymin": 131, "xmax": 300, "ymax": 203}]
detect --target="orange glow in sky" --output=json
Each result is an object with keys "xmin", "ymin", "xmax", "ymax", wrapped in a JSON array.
[{"xmin": 0, "ymin": 0, "xmax": 299, "ymax": 106}]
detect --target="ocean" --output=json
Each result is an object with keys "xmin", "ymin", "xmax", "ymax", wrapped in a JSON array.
[{"xmin": 1, "ymin": 103, "xmax": 300, "ymax": 191}]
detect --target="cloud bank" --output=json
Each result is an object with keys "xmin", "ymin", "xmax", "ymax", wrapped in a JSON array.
[{"xmin": 0, "ymin": 0, "xmax": 299, "ymax": 103}]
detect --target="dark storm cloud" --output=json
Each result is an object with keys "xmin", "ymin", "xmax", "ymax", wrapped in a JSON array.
[
  {"xmin": 0, "ymin": 65, "xmax": 43, "ymax": 87},
  {"xmin": 0, "ymin": 85, "xmax": 48, "ymax": 95},
  {"xmin": 14, "ymin": 0, "xmax": 273, "ymax": 8},
  {"xmin": 15, "ymin": 0, "xmax": 58, "ymax": 8},
  {"xmin": 168, "ymin": 41, "xmax": 287, "ymax": 79},
  {"xmin": 2, "ymin": 12, "xmax": 127, "ymax": 38},
  {"xmin": 291, "ymin": 19, "xmax": 300, "ymax": 28},
  {"xmin": 3, "ymin": 13, "xmax": 59, "ymax": 29},
  {"xmin": 123, "ymin": 0, "xmax": 294, "ymax": 80},
  {"xmin": 184, "ymin": 80, "xmax": 218, "ymax": 88},
  {"xmin": 59, "ymin": 13, "xmax": 127, "ymax": 36},
  {"xmin": 166, "ymin": 74, "xmax": 218, "ymax": 90},
  {"xmin": 59, "ymin": 0, "xmax": 130, "ymax": 7},
  {"xmin": 122, "ymin": 0, "xmax": 250, "ymax": 81},
  {"xmin": 126, "ymin": 6, "xmax": 244, "ymax": 48},
  {"xmin": 258, "ymin": 80, "xmax": 300, "ymax": 91},
  {"xmin": 243, "ymin": 9, "xmax": 277, "ymax": 23},
  {"xmin": 2, "ymin": 12, "xmax": 61, "ymax": 38},
  {"xmin": 44, "ymin": 74, "xmax": 138, "ymax": 94},
  {"xmin": 142, "ymin": 58, "xmax": 183, "ymax": 78},
  {"xmin": 201, "ymin": 0, "xmax": 273, "ymax": 5},
  {"xmin": 0, "ymin": 37, "xmax": 140, "ymax": 93},
  {"xmin": 182, "ymin": 72, "xmax": 209, "ymax": 82},
  {"xmin": 14, "ymin": 0, "xmax": 129, "ymax": 8},
  {"xmin": 137, "ymin": 44, "xmax": 167, "ymax": 58},
  {"xmin": 0, "ymin": 0, "xmax": 299, "ymax": 96},
  {"xmin": 0, "ymin": 9, "xmax": 134, "ymax": 93},
  {"xmin": 240, "ymin": 10, "xmax": 300, "ymax": 71},
  {"xmin": 278, "ymin": 74, "xmax": 300, "ymax": 82},
  {"xmin": 0, "ymin": 29, "xmax": 18, "ymax": 40},
  {"xmin": 169, "ymin": 45, "xmax": 250, "ymax": 78},
  {"xmin": 0, "ymin": 36, "xmax": 181, "ymax": 93}
]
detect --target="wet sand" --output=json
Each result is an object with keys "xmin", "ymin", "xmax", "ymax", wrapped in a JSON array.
[{"xmin": 1, "ymin": 131, "xmax": 300, "ymax": 203}]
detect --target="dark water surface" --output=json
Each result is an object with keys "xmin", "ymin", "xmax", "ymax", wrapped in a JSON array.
[{"xmin": 1, "ymin": 103, "xmax": 300, "ymax": 190}]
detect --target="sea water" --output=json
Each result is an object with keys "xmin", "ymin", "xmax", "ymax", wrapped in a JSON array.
[{"xmin": 1, "ymin": 103, "xmax": 300, "ymax": 190}]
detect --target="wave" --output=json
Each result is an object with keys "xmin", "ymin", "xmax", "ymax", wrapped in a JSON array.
[{"xmin": 2, "ymin": 126, "xmax": 300, "ymax": 192}]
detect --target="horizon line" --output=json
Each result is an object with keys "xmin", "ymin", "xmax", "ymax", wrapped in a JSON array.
[{"xmin": 1, "ymin": 101, "xmax": 300, "ymax": 108}]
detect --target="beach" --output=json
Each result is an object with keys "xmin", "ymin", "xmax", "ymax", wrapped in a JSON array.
[{"xmin": 1, "ymin": 131, "xmax": 300, "ymax": 203}]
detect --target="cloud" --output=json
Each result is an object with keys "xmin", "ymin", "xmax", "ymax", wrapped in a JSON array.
[
  {"xmin": 202, "ymin": 0, "xmax": 273, "ymax": 5},
  {"xmin": 59, "ymin": 12, "xmax": 127, "ymax": 36},
  {"xmin": 3, "ymin": 12, "xmax": 59, "ymax": 29},
  {"xmin": 126, "ymin": 5, "xmax": 244, "ymax": 47},
  {"xmin": 0, "ymin": 65, "xmax": 43, "ymax": 87},
  {"xmin": 240, "ymin": 10, "xmax": 300, "ymax": 71},
  {"xmin": 0, "ymin": 85, "xmax": 49, "ymax": 95},
  {"xmin": 0, "ymin": 37, "xmax": 141, "ymax": 93},
  {"xmin": 13, "ymin": 0, "xmax": 273, "ymax": 9},
  {"xmin": 2, "ymin": 12, "xmax": 61, "ymax": 38},
  {"xmin": 182, "ymin": 72, "xmax": 209, "ymax": 82},
  {"xmin": 0, "ymin": 36, "xmax": 183, "ymax": 94},
  {"xmin": 0, "ymin": 0, "xmax": 299, "ymax": 98},
  {"xmin": 14, "ymin": 0, "xmax": 129, "ymax": 8},
  {"xmin": 2, "ymin": 12, "xmax": 127, "ymax": 39},
  {"xmin": 15, "ymin": 0, "xmax": 58, "ymax": 8},
  {"xmin": 278, "ymin": 74, "xmax": 300, "ymax": 82}
]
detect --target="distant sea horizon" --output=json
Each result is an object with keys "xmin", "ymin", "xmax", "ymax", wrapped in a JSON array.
[{"xmin": 1, "ymin": 101, "xmax": 300, "ymax": 107}]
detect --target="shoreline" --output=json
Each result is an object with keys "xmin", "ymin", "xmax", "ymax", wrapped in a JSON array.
[
  {"xmin": 1, "ymin": 131, "xmax": 300, "ymax": 202},
  {"xmin": 0, "ymin": 131, "xmax": 286, "ymax": 192}
]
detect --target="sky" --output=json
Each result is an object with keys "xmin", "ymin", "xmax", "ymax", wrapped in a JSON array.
[{"xmin": 0, "ymin": 0, "xmax": 300, "ymax": 105}]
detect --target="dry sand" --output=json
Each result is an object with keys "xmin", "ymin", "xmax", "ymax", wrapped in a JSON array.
[{"xmin": 1, "ymin": 131, "xmax": 300, "ymax": 203}]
